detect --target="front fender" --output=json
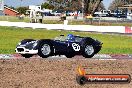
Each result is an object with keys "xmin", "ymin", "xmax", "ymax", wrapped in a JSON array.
[{"xmin": 34, "ymin": 39, "xmax": 53, "ymax": 50}]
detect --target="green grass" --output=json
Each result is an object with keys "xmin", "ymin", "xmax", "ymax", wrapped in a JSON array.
[
  {"xmin": 0, "ymin": 16, "xmax": 30, "ymax": 22},
  {"xmin": 0, "ymin": 26, "xmax": 132, "ymax": 54}
]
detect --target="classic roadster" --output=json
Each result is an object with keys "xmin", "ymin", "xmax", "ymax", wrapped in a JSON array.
[{"xmin": 15, "ymin": 34, "xmax": 102, "ymax": 58}]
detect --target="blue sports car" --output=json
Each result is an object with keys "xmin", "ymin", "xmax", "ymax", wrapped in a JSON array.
[{"xmin": 15, "ymin": 34, "xmax": 103, "ymax": 58}]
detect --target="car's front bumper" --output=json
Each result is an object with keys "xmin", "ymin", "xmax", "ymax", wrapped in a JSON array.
[{"xmin": 15, "ymin": 47, "xmax": 38, "ymax": 54}]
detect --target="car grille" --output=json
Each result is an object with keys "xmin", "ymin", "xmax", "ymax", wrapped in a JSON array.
[{"xmin": 17, "ymin": 48, "xmax": 24, "ymax": 52}]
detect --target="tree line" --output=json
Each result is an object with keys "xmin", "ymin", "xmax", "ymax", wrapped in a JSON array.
[
  {"xmin": 108, "ymin": 0, "xmax": 132, "ymax": 12},
  {"xmin": 5, "ymin": 0, "xmax": 132, "ymax": 15}
]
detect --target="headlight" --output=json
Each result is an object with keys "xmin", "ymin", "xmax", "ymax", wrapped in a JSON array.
[{"xmin": 33, "ymin": 41, "xmax": 38, "ymax": 47}]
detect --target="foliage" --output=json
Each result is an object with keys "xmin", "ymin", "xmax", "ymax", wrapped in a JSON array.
[
  {"xmin": 16, "ymin": 7, "xmax": 28, "ymax": 14},
  {"xmin": 108, "ymin": 0, "xmax": 132, "ymax": 11},
  {"xmin": 46, "ymin": 0, "xmax": 105, "ymax": 14},
  {"xmin": 89, "ymin": 2, "xmax": 105, "ymax": 13},
  {"xmin": 41, "ymin": 2, "xmax": 54, "ymax": 9}
]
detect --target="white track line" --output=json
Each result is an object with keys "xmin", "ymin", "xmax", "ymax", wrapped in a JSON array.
[{"xmin": 0, "ymin": 54, "xmax": 131, "ymax": 60}]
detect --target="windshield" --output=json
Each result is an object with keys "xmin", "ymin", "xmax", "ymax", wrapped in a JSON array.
[
  {"xmin": 54, "ymin": 36, "xmax": 67, "ymax": 41},
  {"xmin": 54, "ymin": 35, "xmax": 83, "ymax": 42}
]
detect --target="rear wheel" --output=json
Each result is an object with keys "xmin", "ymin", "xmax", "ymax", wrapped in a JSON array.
[
  {"xmin": 38, "ymin": 42, "xmax": 53, "ymax": 58},
  {"xmin": 82, "ymin": 45, "xmax": 95, "ymax": 58},
  {"xmin": 21, "ymin": 54, "xmax": 33, "ymax": 58}
]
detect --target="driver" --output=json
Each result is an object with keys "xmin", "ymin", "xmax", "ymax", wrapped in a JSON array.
[{"xmin": 67, "ymin": 34, "xmax": 75, "ymax": 42}]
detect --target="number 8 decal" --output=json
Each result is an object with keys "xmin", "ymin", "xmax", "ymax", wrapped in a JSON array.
[{"xmin": 72, "ymin": 43, "xmax": 80, "ymax": 51}]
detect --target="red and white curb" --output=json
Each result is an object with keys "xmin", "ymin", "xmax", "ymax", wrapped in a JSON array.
[{"xmin": 0, "ymin": 54, "xmax": 131, "ymax": 60}]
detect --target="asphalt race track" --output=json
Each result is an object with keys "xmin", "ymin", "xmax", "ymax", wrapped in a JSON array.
[
  {"xmin": 0, "ymin": 57, "xmax": 132, "ymax": 88},
  {"xmin": 0, "ymin": 53, "xmax": 132, "ymax": 88},
  {"xmin": 0, "ymin": 54, "xmax": 132, "ymax": 60}
]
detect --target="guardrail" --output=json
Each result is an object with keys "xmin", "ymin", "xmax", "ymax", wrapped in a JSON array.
[{"xmin": 0, "ymin": 21, "xmax": 131, "ymax": 34}]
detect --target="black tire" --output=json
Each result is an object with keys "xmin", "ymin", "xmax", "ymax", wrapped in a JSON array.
[
  {"xmin": 38, "ymin": 42, "xmax": 53, "ymax": 58},
  {"xmin": 82, "ymin": 44, "xmax": 95, "ymax": 58},
  {"xmin": 21, "ymin": 54, "xmax": 33, "ymax": 58},
  {"xmin": 76, "ymin": 76, "xmax": 87, "ymax": 85}
]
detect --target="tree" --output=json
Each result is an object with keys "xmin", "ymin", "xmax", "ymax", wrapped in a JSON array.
[
  {"xmin": 41, "ymin": 2, "xmax": 49, "ymax": 9},
  {"xmin": 47, "ymin": 0, "xmax": 70, "ymax": 10},
  {"xmin": 65, "ymin": 0, "xmax": 82, "ymax": 11},
  {"xmin": 16, "ymin": 7, "xmax": 28, "ymax": 14},
  {"xmin": 41, "ymin": 2, "xmax": 54, "ymax": 9},
  {"xmin": 108, "ymin": 0, "xmax": 132, "ymax": 12},
  {"xmin": 99, "ymin": 2, "xmax": 105, "ymax": 10},
  {"xmin": 87, "ymin": 1, "xmax": 105, "ymax": 15},
  {"xmin": 46, "ymin": 0, "xmax": 104, "ymax": 15}
]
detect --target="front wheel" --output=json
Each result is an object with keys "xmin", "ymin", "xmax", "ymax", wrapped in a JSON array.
[
  {"xmin": 82, "ymin": 45, "xmax": 95, "ymax": 58},
  {"xmin": 38, "ymin": 42, "xmax": 53, "ymax": 58},
  {"xmin": 21, "ymin": 54, "xmax": 33, "ymax": 58}
]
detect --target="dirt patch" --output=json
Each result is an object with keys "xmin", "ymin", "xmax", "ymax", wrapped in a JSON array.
[{"xmin": 0, "ymin": 58, "xmax": 132, "ymax": 88}]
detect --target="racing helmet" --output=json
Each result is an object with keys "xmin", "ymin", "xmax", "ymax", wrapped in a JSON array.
[{"xmin": 67, "ymin": 34, "xmax": 75, "ymax": 41}]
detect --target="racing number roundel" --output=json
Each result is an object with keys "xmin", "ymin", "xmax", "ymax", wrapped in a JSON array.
[{"xmin": 72, "ymin": 43, "xmax": 80, "ymax": 51}]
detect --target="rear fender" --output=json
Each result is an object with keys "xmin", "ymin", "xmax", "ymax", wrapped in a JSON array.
[
  {"xmin": 80, "ymin": 37, "xmax": 102, "ymax": 53},
  {"xmin": 80, "ymin": 37, "xmax": 95, "ymax": 46}
]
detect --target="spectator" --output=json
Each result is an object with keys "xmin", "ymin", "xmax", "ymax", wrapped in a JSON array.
[
  {"xmin": 19, "ymin": 14, "xmax": 25, "ymax": 20},
  {"xmin": 86, "ymin": 14, "xmax": 93, "ymax": 24},
  {"xmin": 60, "ymin": 12, "xmax": 66, "ymax": 21}
]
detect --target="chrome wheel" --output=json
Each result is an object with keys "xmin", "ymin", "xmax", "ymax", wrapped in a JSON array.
[
  {"xmin": 85, "ymin": 45, "xmax": 94, "ymax": 55},
  {"xmin": 41, "ymin": 44, "xmax": 51, "ymax": 55}
]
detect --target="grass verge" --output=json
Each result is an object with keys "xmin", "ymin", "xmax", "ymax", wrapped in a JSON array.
[{"xmin": 0, "ymin": 26, "xmax": 132, "ymax": 54}]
